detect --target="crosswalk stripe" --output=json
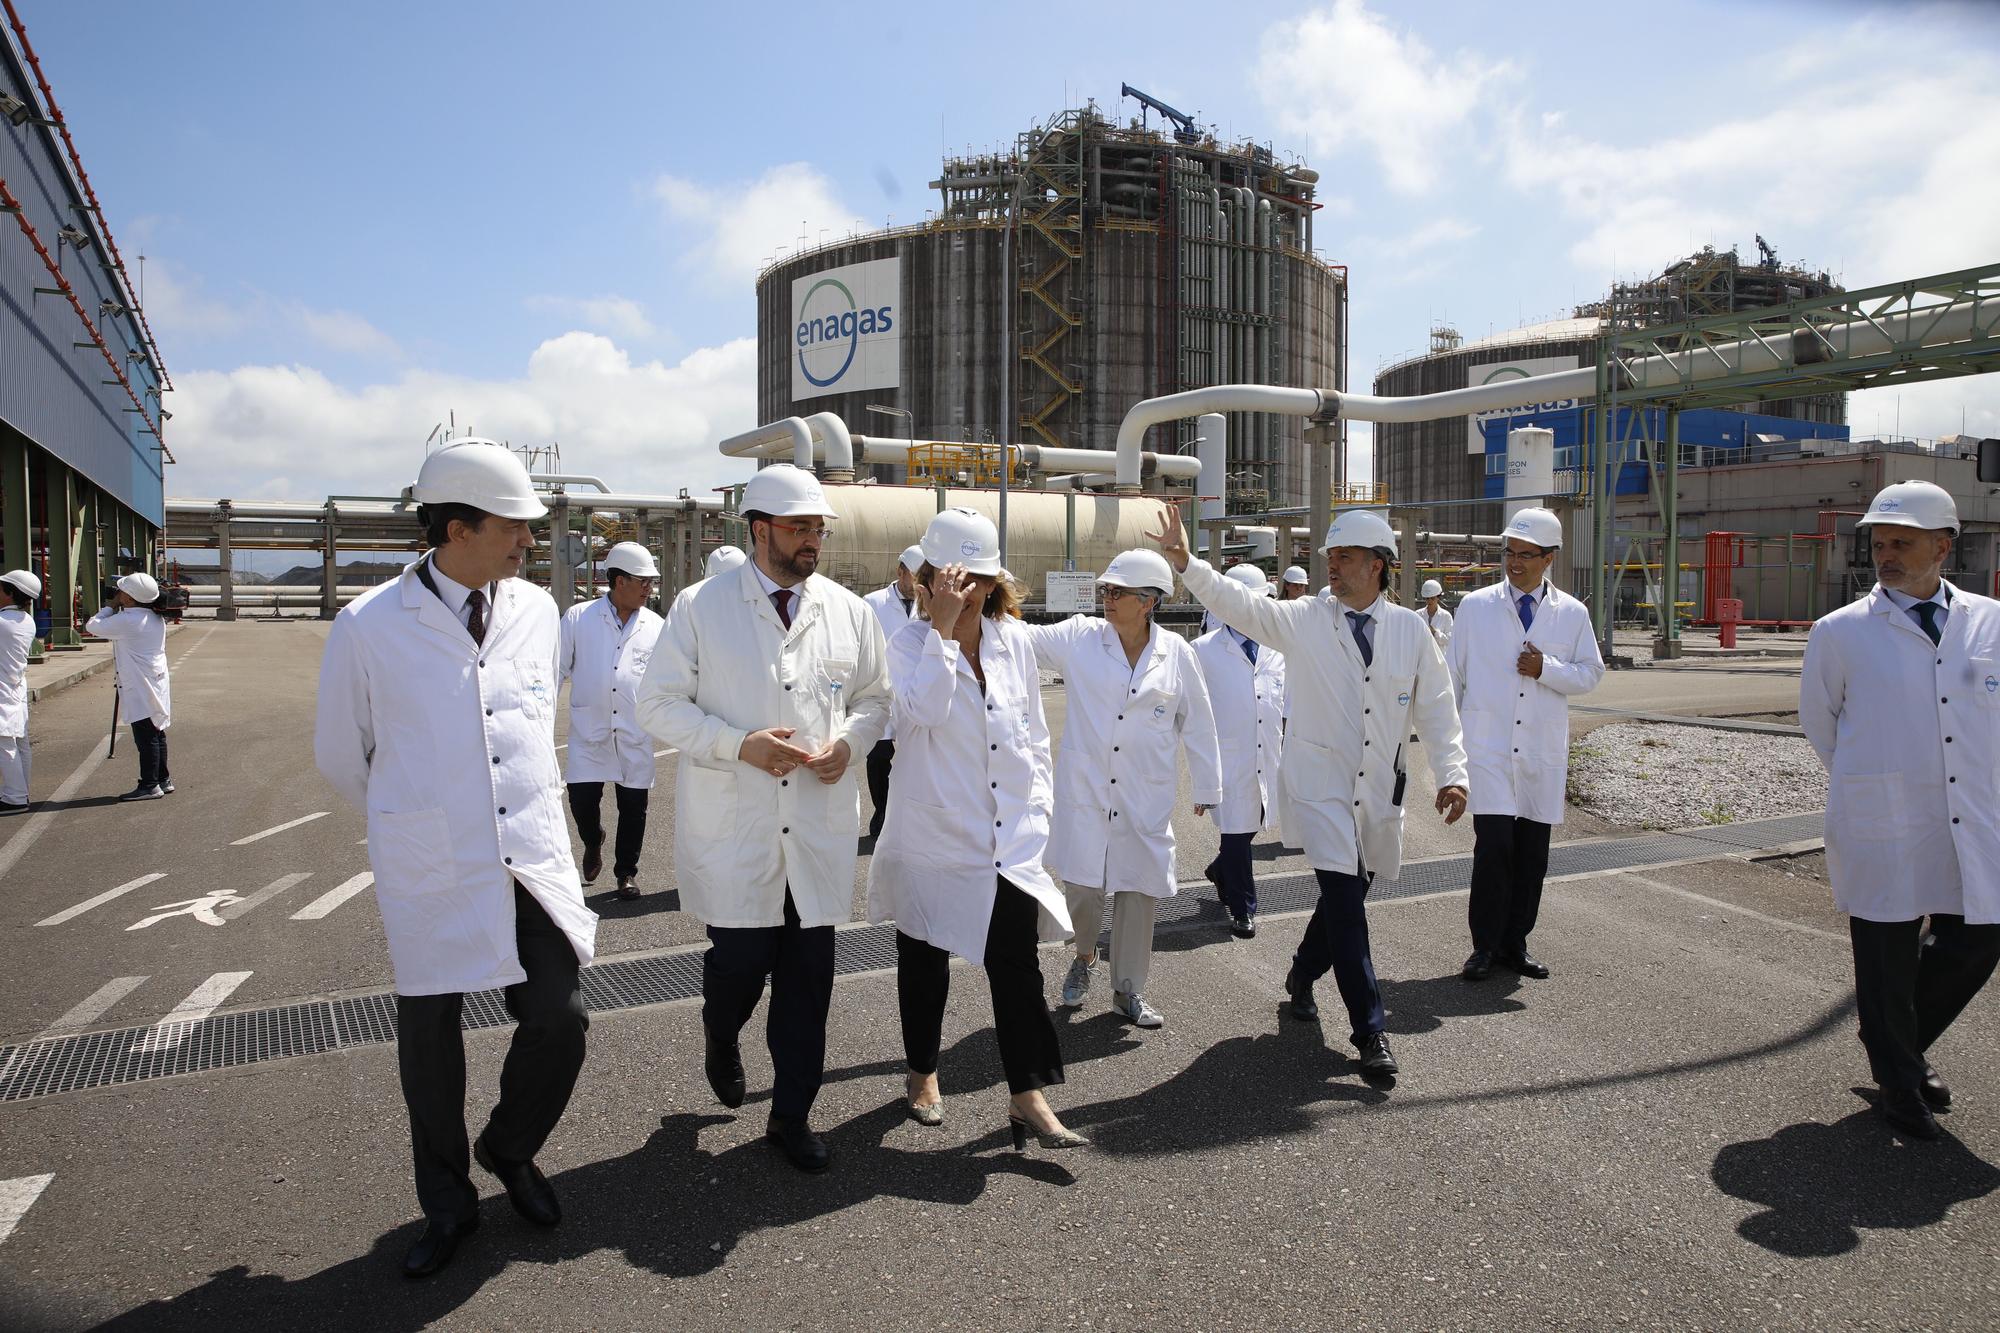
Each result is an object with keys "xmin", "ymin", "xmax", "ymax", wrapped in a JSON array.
[
  {"xmin": 130, "ymin": 971, "xmax": 252, "ymax": 1054},
  {"xmin": 0, "ymin": 1175, "xmax": 53, "ymax": 1245},
  {"xmin": 0, "ymin": 734, "xmax": 117, "ymax": 882},
  {"xmin": 229, "ymin": 812, "xmax": 329, "ymax": 846},
  {"xmin": 290, "ymin": 872, "xmax": 373, "ymax": 921},
  {"xmin": 37, "ymin": 976, "xmax": 149, "ymax": 1039},
  {"xmin": 34, "ymin": 872, "xmax": 167, "ymax": 927},
  {"xmin": 216, "ymin": 872, "xmax": 312, "ymax": 921}
]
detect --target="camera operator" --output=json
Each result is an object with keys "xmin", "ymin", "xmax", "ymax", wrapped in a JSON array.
[{"xmin": 84, "ymin": 572, "xmax": 174, "ymax": 801}]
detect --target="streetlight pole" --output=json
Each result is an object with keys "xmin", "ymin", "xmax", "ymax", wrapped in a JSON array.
[{"xmin": 864, "ymin": 403, "xmax": 915, "ymax": 482}]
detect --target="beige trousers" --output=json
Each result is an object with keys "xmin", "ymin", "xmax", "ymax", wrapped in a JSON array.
[{"xmin": 1066, "ymin": 884, "xmax": 1159, "ymax": 995}]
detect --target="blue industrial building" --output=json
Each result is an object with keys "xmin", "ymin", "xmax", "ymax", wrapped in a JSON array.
[{"xmin": 1477, "ymin": 406, "xmax": 1850, "ymax": 498}]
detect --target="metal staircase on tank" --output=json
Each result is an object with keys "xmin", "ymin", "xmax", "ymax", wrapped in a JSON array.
[{"xmin": 1014, "ymin": 110, "xmax": 1088, "ymax": 449}]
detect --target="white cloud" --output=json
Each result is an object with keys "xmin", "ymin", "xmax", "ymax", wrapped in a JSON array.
[
  {"xmin": 288, "ymin": 306, "xmax": 402, "ymax": 361},
  {"xmin": 140, "ymin": 258, "xmax": 251, "ymax": 339},
  {"xmin": 655, "ymin": 162, "xmax": 869, "ymax": 282},
  {"xmin": 1256, "ymin": 0, "xmax": 1514, "ymax": 195},
  {"xmin": 166, "ymin": 333, "xmax": 757, "ymax": 503},
  {"xmin": 142, "ymin": 259, "xmax": 403, "ymax": 362},
  {"xmin": 1346, "ymin": 420, "xmax": 1374, "ymax": 485},
  {"xmin": 526, "ymin": 295, "xmax": 657, "ymax": 341}
]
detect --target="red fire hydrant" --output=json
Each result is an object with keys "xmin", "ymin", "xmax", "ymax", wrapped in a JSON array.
[{"xmin": 1717, "ymin": 598, "xmax": 1744, "ymax": 649}]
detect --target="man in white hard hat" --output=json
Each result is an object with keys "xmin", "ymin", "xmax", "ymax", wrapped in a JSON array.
[
  {"xmin": 1420, "ymin": 579, "xmax": 1453, "ymax": 650},
  {"xmin": 84, "ymin": 571, "xmax": 175, "ymax": 801},
  {"xmin": 1279, "ymin": 565, "xmax": 1310, "ymax": 601},
  {"xmin": 316, "ymin": 439, "xmax": 597, "ymax": 1278},
  {"xmin": 704, "ymin": 545, "xmax": 747, "ymax": 580},
  {"xmin": 1193, "ymin": 562, "xmax": 1286, "ymax": 937},
  {"xmin": 637, "ymin": 463, "xmax": 890, "ymax": 1173},
  {"xmin": 1801, "ymin": 479, "xmax": 2000, "ymax": 1141},
  {"xmin": 1448, "ymin": 505, "xmax": 1603, "ymax": 985},
  {"xmin": 560, "ymin": 541, "xmax": 665, "ymax": 900},
  {"xmin": 1151, "ymin": 506, "xmax": 1468, "ymax": 1081},
  {"xmin": 0, "ymin": 570, "xmax": 40, "ymax": 811},
  {"xmin": 861, "ymin": 543, "xmax": 926, "ymax": 841}
]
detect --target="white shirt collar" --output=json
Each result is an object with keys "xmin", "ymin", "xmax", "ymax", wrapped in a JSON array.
[
  {"xmin": 1507, "ymin": 578, "xmax": 1548, "ymax": 605},
  {"xmin": 751, "ymin": 560, "xmax": 806, "ymax": 602},
  {"xmin": 1883, "ymin": 583, "xmax": 1950, "ymax": 611},
  {"xmin": 426, "ymin": 558, "xmax": 490, "ymax": 616}
]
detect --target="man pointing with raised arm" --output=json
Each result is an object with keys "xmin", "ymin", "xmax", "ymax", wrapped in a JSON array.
[{"xmin": 1149, "ymin": 504, "xmax": 1468, "ymax": 1082}]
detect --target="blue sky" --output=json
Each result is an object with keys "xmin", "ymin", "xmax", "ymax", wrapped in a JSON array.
[{"xmin": 19, "ymin": 0, "xmax": 2000, "ymax": 505}]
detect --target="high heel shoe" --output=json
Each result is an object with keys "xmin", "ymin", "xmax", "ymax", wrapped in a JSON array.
[
  {"xmin": 1008, "ymin": 1114, "xmax": 1088, "ymax": 1151},
  {"xmin": 906, "ymin": 1097, "xmax": 945, "ymax": 1127}
]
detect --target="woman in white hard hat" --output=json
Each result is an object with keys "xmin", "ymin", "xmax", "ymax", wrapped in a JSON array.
[
  {"xmin": 868, "ymin": 507, "xmax": 1084, "ymax": 1148},
  {"xmin": 861, "ymin": 544, "xmax": 927, "ymax": 840},
  {"xmin": 1192, "ymin": 562, "xmax": 1286, "ymax": 937},
  {"xmin": 1024, "ymin": 548, "xmax": 1223, "ymax": 1029},
  {"xmin": 85, "ymin": 571, "xmax": 174, "ymax": 801},
  {"xmin": 560, "ymin": 541, "xmax": 665, "ymax": 900},
  {"xmin": 0, "ymin": 570, "xmax": 41, "ymax": 811},
  {"xmin": 1279, "ymin": 565, "xmax": 1311, "ymax": 601},
  {"xmin": 1420, "ymin": 579, "xmax": 1453, "ymax": 649}
]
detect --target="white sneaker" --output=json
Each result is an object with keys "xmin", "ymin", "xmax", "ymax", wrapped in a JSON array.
[
  {"xmin": 1060, "ymin": 956, "xmax": 1094, "ymax": 1008},
  {"xmin": 1113, "ymin": 990, "xmax": 1164, "ymax": 1028}
]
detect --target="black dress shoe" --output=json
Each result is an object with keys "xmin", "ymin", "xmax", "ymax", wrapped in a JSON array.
[
  {"xmin": 473, "ymin": 1134, "xmax": 561, "ymax": 1227},
  {"xmin": 766, "ymin": 1114, "xmax": 831, "ymax": 1172},
  {"xmin": 580, "ymin": 839, "xmax": 603, "ymax": 885},
  {"xmin": 1497, "ymin": 949, "xmax": 1551, "ymax": 980},
  {"xmin": 1284, "ymin": 965, "xmax": 1318, "ymax": 1021},
  {"xmin": 705, "ymin": 1032, "xmax": 746, "ymax": 1109},
  {"xmin": 1878, "ymin": 1087, "xmax": 1942, "ymax": 1140},
  {"xmin": 1356, "ymin": 1032, "xmax": 1399, "ymax": 1077},
  {"xmin": 1460, "ymin": 950, "xmax": 1493, "ymax": 981},
  {"xmin": 1229, "ymin": 912, "xmax": 1257, "ymax": 939},
  {"xmin": 403, "ymin": 1213, "xmax": 479, "ymax": 1279},
  {"xmin": 1920, "ymin": 1066, "xmax": 1953, "ymax": 1111}
]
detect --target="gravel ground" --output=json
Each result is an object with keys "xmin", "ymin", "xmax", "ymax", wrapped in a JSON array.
[{"xmin": 1567, "ymin": 721, "xmax": 1827, "ymax": 829}]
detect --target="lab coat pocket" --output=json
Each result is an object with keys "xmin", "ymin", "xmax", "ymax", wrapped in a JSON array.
[
  {"xmin": 1834, "ymin": 772, "xmax": 1906, "ymax": 842},
  {"xmin": 1285, "ymin": 736, "xmax": 1339, "ymax": 803},
  {"xmin": 682, "ymin": 760, "xmax": 739, "ymax": 839},
  {"xmin": 368, "ymin": 807, "xmax": 456, "ymax": 944}
]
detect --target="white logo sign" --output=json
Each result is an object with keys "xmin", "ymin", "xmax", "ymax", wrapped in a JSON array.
[
  {"xmin": 1466, "ymin": 355, "xmax": 1582, "ymax": 455},
  {"xmin": 790, "ymin": 257, "xmax": 901, "ymax": 401}
]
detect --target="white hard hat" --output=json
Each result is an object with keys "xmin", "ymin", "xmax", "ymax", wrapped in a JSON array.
[
  {"xmin": 412, "ymin": 439, "xmax": 547, "ymax": 520},
  {"xmin": 704, "ymin": 545, "xmax": 747, "ymax": 578},
  {"xmin": 0, "ymin": 570, "xmax": 41, "ymax": 600},
  {"xmin": 898, "ymin": 543, "xmax": 926, "ymax": 573},
  {"xmin": 1858, "ymin": 480, "xmax": 1958, "ymax": 533},
  {"xmin": 1223, "ymin": 563, "xmax": 1269, "ymax": 595},
  {"xmin": 1420, "ymin": 579, "xmax": 1444, "ymax": 598},
  {"xmin": 1281, "ymin": 565, "xmax": 1308, "ymax": 585},
  {"xmin": 1101, "ymin": 548, "xmax": 1174, "ymax": 597},
  {"xmin": 741, "ymin": 464, "xmax": 838, "ymax": 520},
  {"xmin": 1502, "ymin": 507, "xmax": 1564, "ymax": 550},
  {"xmin": 604, "ymin": 541, "xmax": 658, "ymax": 579},
  {"xmin": 117, "ymin": 572, "xmax": 160, "ymax": 603},
  {"xmin": 920, "ymin": 506, "xmax": 1003, "ymax": 576},
  {"xmin": 1323, "ymin": 508, "xmax": 1398, "ymax": 559}
]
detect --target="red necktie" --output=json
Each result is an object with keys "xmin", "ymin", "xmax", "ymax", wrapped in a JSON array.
[
  {"xmin": 466, "ymin": 589, "xmax": 488, "ymax": 646},
  {"xmin": 772, "ymin": 588, "xmax": 793, "ymax": 629}
]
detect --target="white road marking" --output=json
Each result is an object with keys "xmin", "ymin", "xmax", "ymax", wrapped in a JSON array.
[
  {"xmin": 35, "ymin": 872, "xmax": 168, "ymax": 927},
  {"xmin": 217, "ymin": 872, "xmax": 313, "ymax": 921},
  {"xmin": 0, "ymin": 1174, "xmax": 53, "ymax": 1245},
  {"xmin": 655, "ymin": 748, "xmax": 675, "ymax": 757},
  {"xmin": 130, "ymin": 971, "xmax": 252, "ymax": 1054},
  {"xmin": 126, "ymin": 890, "xmax": 242, "ymax": 930},
  {"xmin": 1615, "ymin": 870, "xmax": 1848, "ymax": 942},
  {"xmin": 230, "ymin": 812, "xmax": 329, "ymax": 845},
  {"xmin": 290, "ymin": 872, "xmax": 373, "ymax": 920},
  {"xmin": 37, "ymin": 976, "xmax": 149, "ymax": 1039},
  {"xmin": 170, "ymin": 625, "xmax": 218, "ymax": 667},
  {"xmin": 0, "ymin": 733, "xmax": 116, "ymax": 880}
]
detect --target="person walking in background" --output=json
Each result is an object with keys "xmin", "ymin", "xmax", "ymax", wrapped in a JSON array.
[
  {"xmin": 1025, "ymin": 548, "xmax": 1222, "ymax": 1031},
  {"xmin": 1448, "ymin": 507, "xmax": 1604, "ymax": 985},
  {"xmin": 703, "ymin": 545, "xmax": 747, "ymax": 580},
  {"xmin": 1420, "ymin": 579, "xmax": 1453, "ymax": 650},
  {"xmin": 85, "ymin": 572, "xmax": 174, "ymax": 802},
  {"xmin": 1193, "ymin": 563, "xmax": 1286, "ymax": 938},
  {"xmin": 867, "ymin": 508, "xmax": 1085, "ymax": 1150},
  {"xmin": 560, "ymin": 541, "xmax": 665, "ymax": 900},
  {"xmin": 1800, "ymin": 479, "xmax": 2000, "ymax": 1142},
  {"xmin": 861, "ymin": 543, "xmax": 925, "ymax": 841},
  {"xmin": 0, "ymin": 570, "xmax": 40, "ymax": 812}
]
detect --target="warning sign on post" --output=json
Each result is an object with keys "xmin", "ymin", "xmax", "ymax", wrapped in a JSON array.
[{"xmin": 1044, "ymin": 571, "xmax": 1097, "ymax": 613}]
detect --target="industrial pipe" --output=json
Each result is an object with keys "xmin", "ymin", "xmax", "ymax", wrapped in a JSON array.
[
  {"xmin": 1114, "ymin": 385, "xmax": 1323, "ymax": 490},
  {"xmin": 720, "ymin": 414, "xmax": 1203, "ymax": 480},
  {"xmin": 531, "ymin": 473, "xmax": 612, "ymax": 493},
  {"xmin": 718, "ymin": 417, "xmax": 815, "ymax": 469},
  {"xmin": 1197, "ymin": 413, "xmax": 1226, "ymax": 557},
  {"xmin": 803, "ymin": 412, "xmax": 855, "ymax": 480}
]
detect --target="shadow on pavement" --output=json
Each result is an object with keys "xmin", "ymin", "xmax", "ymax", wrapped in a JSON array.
[
  {"xmin": 585, "ymin": 887, "xmax": 682, "ymax": 919},
  {"xmin": 88, "ymin": 1104, "xmax": 1073, "ymax": 1332},
  {"xmin": 1712, "ymin": 1098, "xmax": 2000, "ymax": 1257},
  {"xmin": 1380, "ymin": 971, "xmax": 1527, "ymax": 1036}
]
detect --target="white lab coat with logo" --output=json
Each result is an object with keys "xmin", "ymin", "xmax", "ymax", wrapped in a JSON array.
[
  {"xmin": 1800, "ymin": 581, "xmax": 2000, "ymax": 925},
  {"xmin": 862, "ymin": 583, "xmax": 918, "ymax": 742},
  {"xmin": 1192, "ymin": 627, "xmax": 1286, "ymax": 836},
  {"xmin": 0, "ymin": 607, "xmax": 32, "ymax": 737},
  {"xmin": 1423, "ymin": 605, "xmax": 1454, "ymax": 650},
  {"xmin": 83, "ymin": 605, "xmax": 171, "ymax": 727},
  {"xmin": 1023, "ymin": 616, "xmax": 1222, "ymax": 897},
  {"xmin": 635, "ymin": 561, "xmax": 890, "ymax": 930},
  {"xmin": 1448, "ymin": 579, "xmax": 1604, "ymax": 826},
  {"xmin": 314, "ymin": 561, "xmax": 598, "ymax": 996},
  {"xmin": 559, "ymin": 595, "xmax": 664, "ymax": 789},
  {"xmin": 1184, "ymin": 559, "xmax": 1468, "ymax": 880},
  {"xmin": 868, "ymin": 616, "xmax": 1071, "ymax": 960}
]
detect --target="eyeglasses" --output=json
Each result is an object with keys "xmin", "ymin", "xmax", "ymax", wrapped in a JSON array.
[
  {"xmin": 1098, "ymin": 586, "xmax": 1149, "ymax": 601},
  {"xmin": 1503, "ymin": 547, "xmax": 1553, "ymax": 563},
  {"xmin": 767, "ymin": 520, "xmax": 832, "ymax": 540}
]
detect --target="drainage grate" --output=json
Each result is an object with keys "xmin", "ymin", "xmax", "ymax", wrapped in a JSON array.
[{"xmin": 0, "ymin": 811, "xmax": 1823, "ymax": 1104}]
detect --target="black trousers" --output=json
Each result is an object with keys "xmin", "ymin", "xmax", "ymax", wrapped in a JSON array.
[
  {"xmin": 395, "ymin": 884, "xmax": 588, "ymax": 1224},
  {"xmin": 567, "ymin": 781, "xmax": 650, "ymax": 878},
  {"xmin": 1205, "ymin": 831, "xmax": 1258, "ymax": 917},
  {"xmin": 1468, "ymin": 814, "xmax": 1553, "ymax": 954},
  {"xmin": 130, "ymin": 717, "xmax": 169, "ymax": 789},
  {"xmin": 866, "ymin": 740, "xmax": 896, "ymax": 839},
  {"xmin": 1293, "ymin": 866, "xmax": 1386, "ymax": 1043},
  {"xmin": 703, "ymin": 888, "xmax": 835, "ymax": 1120},
  {"xmin": 896, "ymin": 877, "xmax": 1064, "ymax": 1095},
  {"xmin": 1850, "ymin": 913, "xmax": 2000, "ymax": 1093}
]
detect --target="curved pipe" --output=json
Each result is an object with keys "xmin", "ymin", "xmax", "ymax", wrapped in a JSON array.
[
  {"xmin": 722, "ymin": 416, "xmax": 1203, "ymax": 481},
  {"xmin": 1114, "ymin": 386, "xmax": 1325, "ymax": 489},
  {"xmin": 802, "ymin": 412, "xmax": 854, "ymax": 478},
  {"xmin": 718, "ymin": 417, "xmax": 814, "ymax": 469}
]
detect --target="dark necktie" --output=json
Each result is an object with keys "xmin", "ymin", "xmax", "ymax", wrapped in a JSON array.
[
  {"xmin": 901, "ymin": 597, "xmax": 913, "ymax": 617},
  {"xmin": 1916, "ymin": 601, "xmax": 1942, "ymax": 645},
  {"xmin": 1346, "ymin": 611, "xmax": 1372, "ymax": 667},
  {"xmin": 773, "ymin": 588, "xmax": 793, "ymax": 629},
  {"xmin": 1518, "ymin": 592, "xmax": 1536, "ymax": 631},
  {"xmin": 1243, "ymin": 636, "xmax": 1258, "ymax": 665},
  {"xmin": 465, "ymin": 589, "xmax": 487, "ymax": 647}
]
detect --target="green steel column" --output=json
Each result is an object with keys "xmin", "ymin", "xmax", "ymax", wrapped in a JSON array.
[
  {"xmin": 1663, "ymin": 407, "xmax": 1680, "ymax": 643},
  {"xmin": 77, "ymin": 483, "xmax": 103, "ymax": 623},
  {"xmin": 0, "ymin": 431, "xmax": 27, "ymax": 577},
  {"xmin": 43, "ymin": 458, "xmax": 79, "ymax": 647}
]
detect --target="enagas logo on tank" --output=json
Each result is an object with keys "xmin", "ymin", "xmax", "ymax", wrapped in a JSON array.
[
  {"xmin": 788, "ymin": 257, "xmax": 902, "ymax": 401},
  {"xmin": 795, "ymin": 278, "xmax": 890, "ymax": 387}
]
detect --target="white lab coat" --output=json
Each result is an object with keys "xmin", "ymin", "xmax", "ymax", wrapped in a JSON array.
[
  {"xmin": 1192, "ymin": 627, "xmax": 1286, "ymax": 836},
  {"xmin": 1448, "ymin": 579, "xmax": 1604, "ymax": 826},
  {"xmin": 635, "ymin": 561, "xmax": 890, "ymax": 929},
  {"xmin": 1023, "ymin": 616, "xmax": 1222, "ymax": 897},
  {"xmin": 83, "ymin": 605, "xmax": 171, "ymax": 727},
  {"xmin": 868, "ymin": 616, "xmax": 1071, "ymax": 960},
  {"xmin": 862, "ymin": 583, "xmax": 918, "ymax": 742},
  {"xmin": 1422, "ymin": 605, "xmax": 1454, "ymax": 649},
  {"xmin": 1800, "ymin": 581, "xmax": 2000, "ymax": 925},
  {"xmin": 559, "ymin": 595, "xmax": 664, "ymax": 788},
  {"xmin": 314, "ymin": 561, "xmax": 597, "ymax": 996},
  {"xmin": 1184, "ymin": 558, "xmax": 1468, "ymax": 880},
  {"xmin": 0, "ymin": 606, "xmax": 32, "ymax": 737}
]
